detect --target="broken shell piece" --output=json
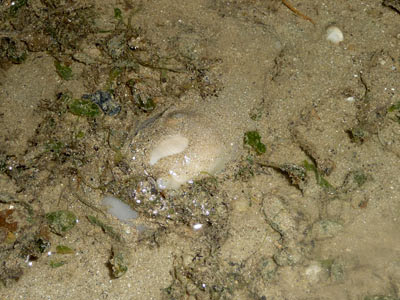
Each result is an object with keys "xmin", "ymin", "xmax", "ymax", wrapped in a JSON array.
[{"xmin": 326, "ymin": 26, "xmax": 344, "ymax": 44}]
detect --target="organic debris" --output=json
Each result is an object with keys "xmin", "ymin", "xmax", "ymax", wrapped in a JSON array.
[
  {"xmin": 82, "ymin": 90, "xmax": 121, "ymax": 116},
  {"xmin": 0, "ymin": 209, "xmax": 18, "ymax": 235},
  {"xmin": 0, "ymin": 199, "xmax": 52, "ymax": 287},
  {"xmin": 257, "ymin": 161, "xmax": 307, "ymax": 191},
  {"xmin": 347, "ymin": 126, "xmax": 369, "ymax": 144},
  {"xmin": 109, "ymin": 244, "xmax": 129, "ymax": 278}
]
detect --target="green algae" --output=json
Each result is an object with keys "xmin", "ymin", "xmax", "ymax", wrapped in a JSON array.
[
  {"xmin": 56, "ymin": 245, "xmax": 74, "ymax": 254},
  {"xmin": 46, "ymin": 210, "xmax": 77, "ymax": 235},
  {"xmin": 68, "ymin": 99, "xmax": 100, "ymax": 118},
  {"xmin": 87, "ymin": 215, "xmax": 123, "ymax": 242},
  {"xmin": 244, "ymin": 131, "xmax": 266, "ymax": 155},
  {"xmin": 304, "ymin": 160, "xmax": 334, "ymax": 191},
  {"xmin": 353, "ymin": 170, "xmax": 368, "ymax": 187},
  {"xmin": 114, "ymin": 8, "xmax": 123, "ymax": 22},
  {"xmin": 54, "ymin": 61, "xmax": 73, "ymax": 80},
  {"xmin": 49, "ymin": 260, "xmax": 66, "ymax": 268},
  {"xmin": 45, "ymin": 140, "xmax": 65, "ymax": 156},
  {"xmin": 387, "ymin": 101, "xmax": 400, "ymax": 123}
]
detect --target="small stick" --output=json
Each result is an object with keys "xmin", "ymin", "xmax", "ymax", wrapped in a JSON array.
[{"xmin": 281, "ymin": 0, "xmax": 316, "ymax": 25}]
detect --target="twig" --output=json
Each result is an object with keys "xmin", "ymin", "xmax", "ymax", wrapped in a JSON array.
[{"xmin": 281, "ymin": 0, "xmax": 315, "ymax": 25}]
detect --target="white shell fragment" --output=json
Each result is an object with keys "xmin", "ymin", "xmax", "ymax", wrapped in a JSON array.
[{"xmin": 326, "ymin": 26, "xmax": 344, "ymax": 44}]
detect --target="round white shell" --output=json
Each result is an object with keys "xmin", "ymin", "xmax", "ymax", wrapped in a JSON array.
[{"xmin": 326, "ymin": 26, "xmax": 344, "ymax": 44}]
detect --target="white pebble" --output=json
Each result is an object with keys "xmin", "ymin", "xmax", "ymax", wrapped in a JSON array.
[
  {"xmin": 193, "ymin": 223, "xmax": 203, "ymax": 230},
  {"xmin": 326, "ymin": 26, "xmax": 344, "ymax": 44}
]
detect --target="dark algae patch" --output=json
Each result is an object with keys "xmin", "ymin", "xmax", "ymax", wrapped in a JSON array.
[
  {"xmin": 303, "ymin": 160, "xmax": 334, "ymax": 191},
  {"xmin": 82, "ymin": 90, "xmax": 121, "ymax": 116},
  {"xmin": 387, "ymin": 101, "xmax": 400, "ymax": 123},
  {"xmin": 68, "ymin": 98, "xmax": 101, "ymax": 118},
  {"xmin": 46, "ymin": 210, "xmax": 77, "ymax": 235},
  {"xmin": 244, "ymin": 131, "xmax": 266, "ymax": 155},
  {"xmin": 54, "ymin": 61, "xmax": 73, "ymax": 80}
]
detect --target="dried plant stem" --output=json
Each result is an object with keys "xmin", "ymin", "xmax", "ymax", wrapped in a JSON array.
[{"xmin": 281, "ymin": 0, "xmax": 316, "ymax": 25}]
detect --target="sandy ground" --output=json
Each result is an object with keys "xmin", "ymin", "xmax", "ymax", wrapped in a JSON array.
[{"xmin": 1, "ymin": 0, "xmax": 400, "ymax": 299}]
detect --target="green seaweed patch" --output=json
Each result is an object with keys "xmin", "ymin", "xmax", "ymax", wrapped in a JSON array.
[
  {"xmin": 46, "ymin": 210, "xmax": 77, "ymax": 235},
  {"xmin": 387, "ymin": 101, "xmax": 400, "ymax": 123},
  {"xmin": 87, "ymin": 215, "xmax": 123, "ymax": 242},
  {"xmin": 304, "ymin": 160, "xmax": 334, "ymax": 191},
  {"xmin": 388, "ymin": 101, "xmax": 400, "ymax": 112},
  {"xmin": 114, "ymin": 8, "xmax": 123, "ymax": 21},
  {"xmin": 54, "ymin": 61, "xmax": 73, "ymax": 80},
  {"xmin": 75, "ymin": 130, "xmax": 85, "ymax": 139},
  {"xmin": 56, "ymin": 245, "xmax": 74, "ymax": 254},
  {"xmin": 69, "ymin": 99, "xmax": 100, "ymax": 118},
  {"xmin": 353, "ymin": 170, "xmax": 367, "ymax": 187},
  {"xmin": 244, "ymin": 131, "xmax": 266, "ymax": 155},
  {"xmin": 49, "ymin": 260, "xmax": 66, "ymax": 268}
]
